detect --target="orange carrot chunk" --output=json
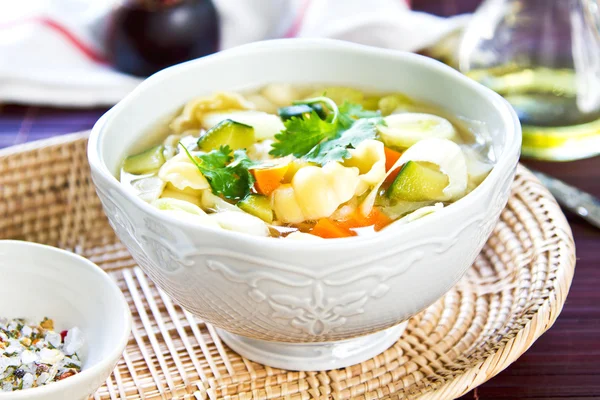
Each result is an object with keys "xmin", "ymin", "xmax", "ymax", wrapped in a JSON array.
[
  {"xmin": 383, "ymin": 147, "xmax": 403, "ymax": 184},
  {"xmin": 364, "ymin": 208, "xmax": 392, "ymax": 231},
  {"xmin": 310, "ymin": 218, "xmax": 356, "ymax": 239},
  {"xmin": 336, "ymin": 208, "xmax": 392, "ymax": 232},
  {"xmin": 251, "ymin": 164, "xmax": 289, "ymax": 196},
  {"xmin": 384, "ymin": 146, "xmax": 402, "ymax": 172}
]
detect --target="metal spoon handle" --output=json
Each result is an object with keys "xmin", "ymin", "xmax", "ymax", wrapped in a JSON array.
[{"xmin": 532, "ymin": 170, "xmax": 600, "ymax": 229}]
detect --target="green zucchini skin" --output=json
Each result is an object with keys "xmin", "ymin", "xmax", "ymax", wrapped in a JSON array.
[
  {"xmin": 197, "ymin": 119, "xmax": 255, "ymax": 152},
  {"xmin": 278, "ymin": 104, "xmax": 326, "ymax": 121},
  {"xmin": 122, "ymin": 145, "xmax": 166, "ymax": 174}
]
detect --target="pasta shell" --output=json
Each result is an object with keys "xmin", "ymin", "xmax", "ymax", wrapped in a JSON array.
[
  {"xmin": 291, "ymin": 163, "xmax": 359, "ymax": 221},
  {"xmin": 322, "ymin": 162, "xmax": 360, "ymax": 205},
  {"xmin": 201, "ymin": 190, "xmax": 241, "ymax": 213},
  {"xmin": 285, "ymin": 232, "xmax": 324, "ymax": 240},
  {"xmin": 292, "ymin": 166, "xmax": 336, "ymax": 219},
  {"xmin": 160, "ymin": 186, "xmax": 202, "ymax": 207},
  {"xmin": 271, "ymin": 184, "xmax": 305, "ymax": 224},
  {"xmin": 345, "ymin": 139, "xmax": 387, "ymax": 195},
  {"xmin": 394, "ymin": 202, "xmax": 444, "ymax": 225},
  {"xmin": 378, "ymin": 113, "xmax": 458, "ymax": 149},
  {"xmin": 209, "ymin": 211, "xmax": 269, "ymax": 237},
  {"xmin": 158, "ymin": 153, "xmax": 209, "ymax": 191},
  {"xmin": 131, "ymin": 176, "xmax": 165, "ymax": 203},
  {"xmin": 170, "ymin": 91, "xmax": 254, "ymax": 133},
  {"xmin": 152, "ymin": 198, "xmax": 220, "ymax": 227}
]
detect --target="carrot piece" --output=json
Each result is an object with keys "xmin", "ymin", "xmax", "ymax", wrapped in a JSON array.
[
  {"xmin": 335, "ymin": 212, "xmax": 365, "ymax": 231},
  {"xmin": 383, "ymin": 147, "xmax": 403, "ymax": 184},
  {"xmin": 336, "ymin": 208, "xmax": 392, "ymax": 232},
  {"xmin": 384, "ymin": 147, "xmax": 402, "ymax": 172},
  {"xmin": 310, "ymin": 218, "xmax": 356, "ymax": 239},
  {"xmin": 251, "ymin": 164, "xmax": 289, "ymax": 196},
  {"xmin": 364, "ymin": 208, "xmax": 392, "ymax": 231}
]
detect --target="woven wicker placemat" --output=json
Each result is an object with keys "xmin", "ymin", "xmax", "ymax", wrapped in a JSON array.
[{"xmin": 0, "ymin": 132, "xmax": 576, "ymax": 400}]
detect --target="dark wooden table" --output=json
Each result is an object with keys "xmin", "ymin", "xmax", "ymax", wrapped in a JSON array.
[
  {"xmin": 461, "ymin": 156, "xmax": 600, "ymax": 399},
  {"xmin": 1, "ymin": 1, "xmax": 599, "ymax": 398}
]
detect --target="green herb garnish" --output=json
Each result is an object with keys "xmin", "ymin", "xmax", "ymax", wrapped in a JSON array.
[
  {"xmin": 269, "ymin": 97, "xmax": 383, "ymax": 164},
  {"xmin": 305, "ymin": 119, "xmax": 380, "ymax": 164},
  {"xmin": 269, "ymin": 110, "xmax": 338, "ymax": 158},
  {"xmin": 270, "ymin": 96, "xmax": 340, "ymax": 158},
  {"xmin": 180, "ymin": 144, "xmax": 256, "ymax": 200},
  {"xmin": 338, "ymin": 101, "xmax": 382, "ymax": 128}
]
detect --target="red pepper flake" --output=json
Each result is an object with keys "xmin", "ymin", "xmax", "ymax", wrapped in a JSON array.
[
  {"xmin": 60, "ymin": 330, "xmax": 68, "ymax": 342},
  {"xmin": 58, "ymin": 370, "xmax": 76, "ymax": 380}
]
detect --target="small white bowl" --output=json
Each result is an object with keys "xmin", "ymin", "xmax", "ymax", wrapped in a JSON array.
[
  {"xmin": 88, "ymin": 39, "xmax": 521, "ymax": 371},
  {"xmin": 0, "ymin": 241, "xmax": 131, "ymax": 400}
]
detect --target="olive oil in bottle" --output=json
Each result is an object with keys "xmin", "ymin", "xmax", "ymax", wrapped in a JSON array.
[
  {"xmin": 466, "ymin": 66, "xmax": 600, "ymax": 160},
  {"xmin": 459, "ymin": 0, "xmax": 600, "ymax": 160}
]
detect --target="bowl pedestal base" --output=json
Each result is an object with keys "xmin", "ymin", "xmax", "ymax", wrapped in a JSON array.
[{"xmin": 217, "ymin": 322, "xmax": 408, "ymax": 371}]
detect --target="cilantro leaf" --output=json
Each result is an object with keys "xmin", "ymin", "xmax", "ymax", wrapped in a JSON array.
[
  {"xmin": 336, "ymin": 118, "xmax": 380, "ymax": 148},
  {"xmin": 226, "ymin": 149, "xmax": 257, "ymax": 196},
  {"xmin": 194, "ymin": 144, "xmax": 232, "ymax": 167},
  {"xmin": 338, "ymin": 101, "xmax": 382, "ymax": 128},
  {"xmin": 305, "ymin": 119, "xmax": 378, "ymax": 164},
  {"xmin": 269, "ymin": 97, "xmax": 385, "ymax": 165},
  {"xmin": 180, "ymin": 144, "xmax": 256, "ymax": 200},
  {"xmin": 231, "ymin": 149, "xmax": 257, "ymax": 170},
  {"xmin": 269, "ymin": 111, "xmax": 338, "ymax": 158},
  {"xmin": 305, "ymin": 143, "xmax": 348, "ymax": 165}
]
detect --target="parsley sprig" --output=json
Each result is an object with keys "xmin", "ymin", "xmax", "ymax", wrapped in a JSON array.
[
  {"xmin": 269, "ymin": 97, "xmax": 384, "ymax": 165},
  {"xmin": 180, "ymin": 143, "xmax": 256, "ymax": 200},
  {"xmin": 305, "ymin": 119, "xmax": 379, "ymax": 164},
  {"xmin": 269, "ymin": 96, "xmax": 340, "ymax": 159},
  {"xmin": 269, "ymin": 110, "xmax": 337, "ymax": 158}
]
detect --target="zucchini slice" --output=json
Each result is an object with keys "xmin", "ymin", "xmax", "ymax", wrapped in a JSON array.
[
  {"xmin": 386, "ymin": 161, "xmax": 449, "ymax": 202},
  {"xmin": 278, "ymin": 104, "xmax": 326, "ymax": 120},
  {"xmin": 123, "ymin": 145, "xmax": 166, "ymax": 174},
  {"xmin": 237, "ymin": 194, "xmax": 274, "ymax": 223},
  {"xmin": 197, "ymin": 119, "xmax": 255, "ymax": 152}
]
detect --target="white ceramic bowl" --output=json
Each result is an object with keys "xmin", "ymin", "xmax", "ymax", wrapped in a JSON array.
[
  {"xmin": 88, "ymin": 39, "xmax": 521, "ymax": 370},
  {"xmin": 0, "ymin": 241, "xmax": 131, "ymax": 400}
]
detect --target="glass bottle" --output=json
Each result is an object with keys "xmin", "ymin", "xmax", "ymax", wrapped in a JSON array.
[{"xmin": 459, "ymin": 0, "xmax": 600, "ymax": 160}]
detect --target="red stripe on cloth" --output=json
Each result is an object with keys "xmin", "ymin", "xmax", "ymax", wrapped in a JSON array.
[
  {"xmin": 0, "ymin": 16, "xmax": 107, "ymax": 64},
  {"xmin": 283, "ymin": 0, "xmax": 311, "ymax": 38}
]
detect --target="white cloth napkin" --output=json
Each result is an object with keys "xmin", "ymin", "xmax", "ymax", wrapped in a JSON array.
[{"xmin": 0, "ymin": 0, "xmax": 469, "ymax": 107}]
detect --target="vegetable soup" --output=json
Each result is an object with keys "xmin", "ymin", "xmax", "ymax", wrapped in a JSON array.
[{"xmin": 120, "ymin": 85, "xmax": 495, "ymax": 239}]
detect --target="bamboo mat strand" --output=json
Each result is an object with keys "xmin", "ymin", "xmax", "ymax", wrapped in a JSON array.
[{"xmin": 0, "ymin": 133, "xmax": 575, "ymax": 400}]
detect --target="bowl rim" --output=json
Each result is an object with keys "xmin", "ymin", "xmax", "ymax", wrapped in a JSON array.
[
  {"xmin": 88, "ymin": 38, "xmax": 521, "ymax": 249},
  {"xmin": 0, "ymin": 240, "xmax": 132, "ymax": 399}
]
